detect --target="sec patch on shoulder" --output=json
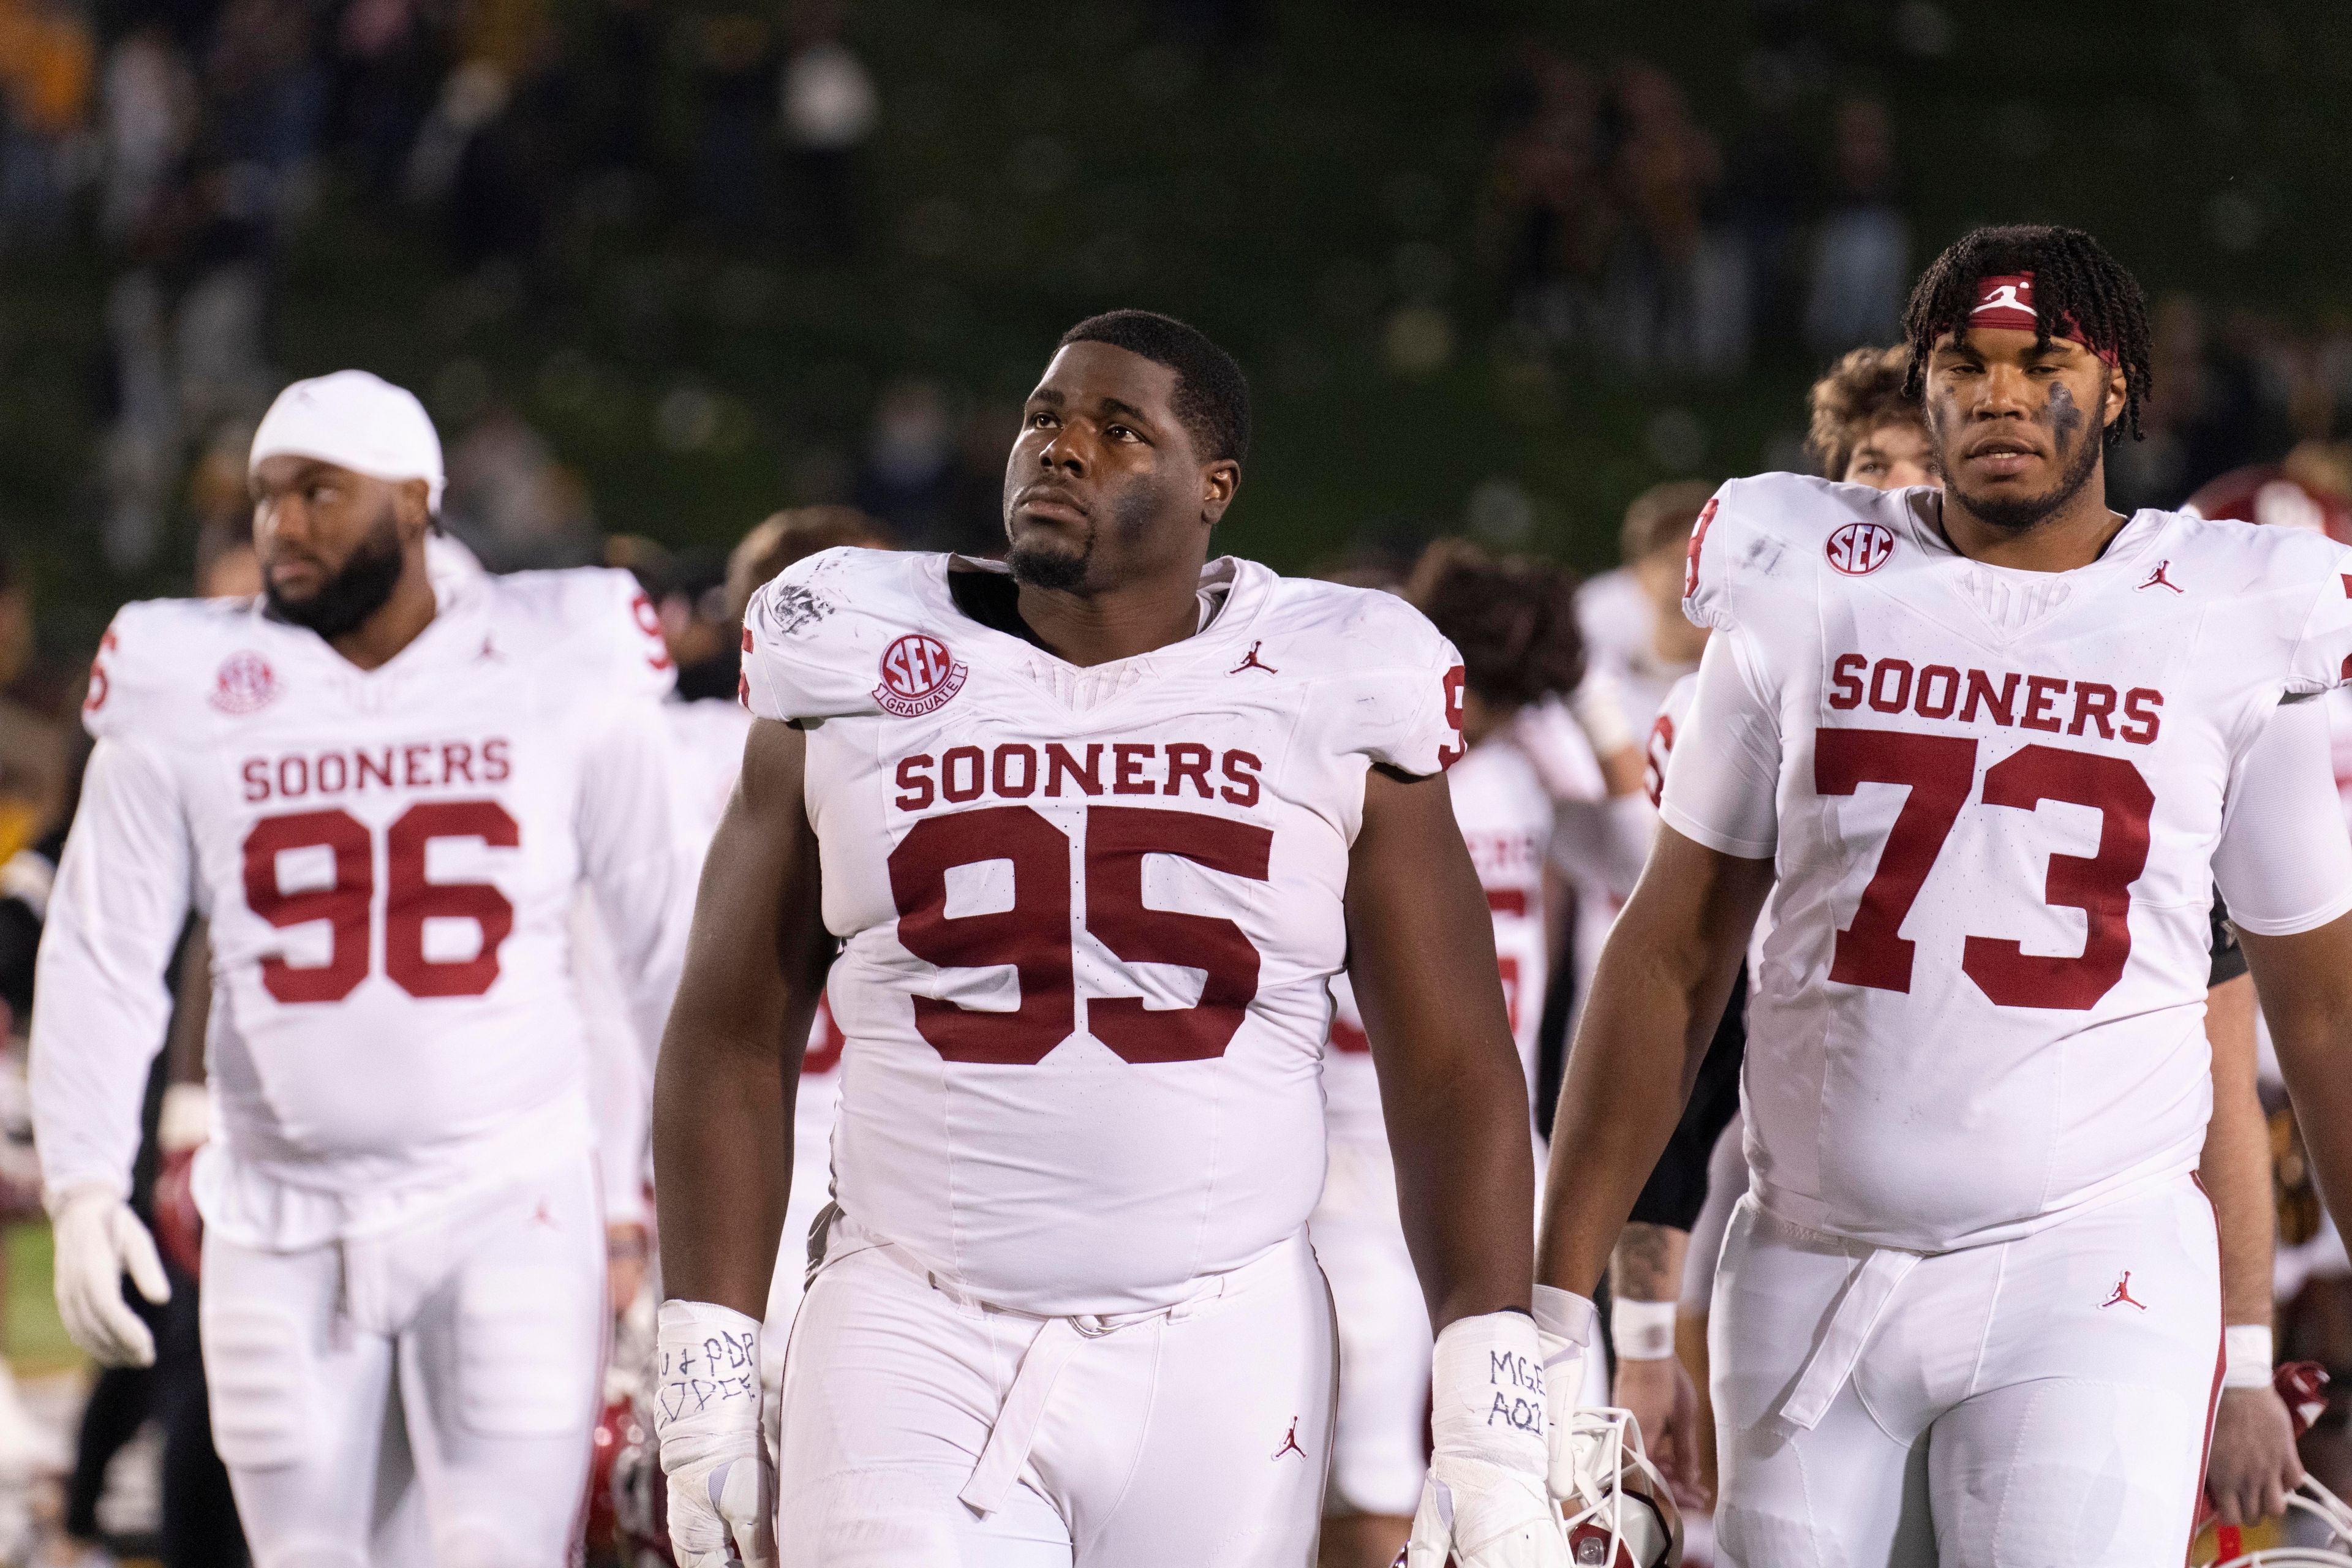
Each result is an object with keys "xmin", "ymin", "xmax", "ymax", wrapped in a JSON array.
[
  {"xmin": 1825, "ymin": 520, "xmax": 1896, "ymax": 577},
  {"xmin": 210, "ymin": 651, "xmax": 279, "ymax": 714},
  {"xmin": 874, "ymin": 633, "xmax": 968, "ymax": 718}
]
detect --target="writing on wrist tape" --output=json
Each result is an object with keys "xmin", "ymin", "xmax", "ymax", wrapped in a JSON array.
[
  {"xmin": 1611, "ymin": 1295, "xmax": 1678, "ymax": 1360},
  {"xmin": 2223, "ymin": 1324, "xmax": 2274, "ymax": 1390}
]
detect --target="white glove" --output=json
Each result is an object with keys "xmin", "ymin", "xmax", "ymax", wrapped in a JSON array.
[
  {"xmin": 655, "ymin": 1300, "xmax": 775, "ymax": 1568},
  {"xmin": 1404, "ymin": 1311, "xmax": 1570, "ymax": 1568},
  {"xmin": 1532, "ymin": 1284, "xmax": 1599, "ymax": 1500},
  {"xmin": 50, "ymin": 1183, "xmax": 170, "ymax": 1368}
]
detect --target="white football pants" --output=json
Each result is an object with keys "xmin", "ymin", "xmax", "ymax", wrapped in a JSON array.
[
  {"xmin": 1710, "ymin": 1173, "xmax": 2220, "ymax": 1567},
  {"xmin": 200, "ymin": 1152, "xmax": 606, "ymax": 1568},
  {"xmin": 775, "ymin": 1214, "xmax": 1336, "ymax": 1566}
]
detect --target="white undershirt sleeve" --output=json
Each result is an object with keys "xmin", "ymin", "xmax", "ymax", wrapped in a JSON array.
[
  {"xmin": 29, "ymin": 738, "xmax": 194, "ymax": 1207},
  {"xmin": 1656, "ymin": 631, "xmax": 1782, "ymax": 861},
  {"xmin": 2213, "ymin": 693, "xmax": 2352, "ymax": 936}
]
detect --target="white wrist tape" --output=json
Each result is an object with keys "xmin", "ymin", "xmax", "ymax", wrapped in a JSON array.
[
  {"xmin": 1430, "ymin": 1311, "xmax": 1548, "ymax": 1470},
  {"xmin": 1611, "ymin": 1295, "xmax": 1678, "ymax": 1360},
  {"xmin": 654, "ymin": 1300, "xmax": 763, "ymax": 1460},
  {"xmin": 2223, "ymin": 1324, "xmax": 2275, "ymax": 1390},
  {"xmin": 1569, "ymin": 669, "xmax": 1638, "ymax": 758}
]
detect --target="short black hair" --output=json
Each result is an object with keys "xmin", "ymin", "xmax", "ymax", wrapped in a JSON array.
[
  {"xmin": 1407, "ymin": 539, "xmax": 1585, "ymax": 710},
  {"xmin": 1900, "ymin": 224, "xmax": 2153, "ymax": 445},
  {"xmin": 1057, "ymin": 310, "xmax": 1251, "ymax": 465}
]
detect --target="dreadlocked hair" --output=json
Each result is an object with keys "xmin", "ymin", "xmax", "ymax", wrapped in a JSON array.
[
  {"xmin": 1807, "ymin": 345, "xmax": 1918, "ymax": 479},
  {"xmin": 1406, "ymin": 539, "xmax": 1585, "ymax": 711},
  {"xmin": 1899, "ymin": 224, "xmax": 2153, "ymax": 445}
]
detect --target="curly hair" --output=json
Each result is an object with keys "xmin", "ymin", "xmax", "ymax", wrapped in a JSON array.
[
  {"xmin": 1899, "ymin": 224, "xmax": 2152, "ymax": 445},
  {"xmin": 1806, "ymin": 345, "xmax": 1920, "ymax": 480},
  {"xmin": 1406, "ymin": 539, "xmax": 1585, "ymax": 711}
]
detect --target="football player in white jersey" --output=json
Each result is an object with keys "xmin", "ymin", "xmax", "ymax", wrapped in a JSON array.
[
  {"xmin": 1538, "ymin": 225, "xmax": 2352, "ymax": 1566},
  {"xmin": 29, "ymin": 371, "xmax": 690, "ymax": 1567},
  {"xmin": 1314, "ymin": 541, "xmax": 1600, "ymax": 1568},
  {"xmin": 651, "ymin": 312, "xmax": 1565, "ymax": 1568},
  {"xmin": 1608, "ymin": 346, "xmax": 2306, "ymax": 1539}
]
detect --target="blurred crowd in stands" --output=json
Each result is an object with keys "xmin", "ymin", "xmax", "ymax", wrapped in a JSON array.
[{"xmin": 0, "ymin": 0, "xmax": 2349, "ymax": 855}]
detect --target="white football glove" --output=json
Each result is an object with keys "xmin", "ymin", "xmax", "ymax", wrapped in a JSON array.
[
  {"xmin": 1404, "ymin": 1311, "xmax": 1570, "ymax": 1568},
  {"xmin": 50, "ymin": 1183, "xmax": 170, "ymax": 1368},
  {"xmin": 655, "ymin": 1300, "xmax": 775, "ymax": 1568},
  {"xmin": 1532, "ymin": 1284, "xmax": 1599, "ymax": 1500}
]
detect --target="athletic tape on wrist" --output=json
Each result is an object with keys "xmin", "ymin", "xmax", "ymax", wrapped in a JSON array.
[
  {"xmin": 1429, "ymin": 1311, "xmax": 1550, "ymax": 1467},
  {"xmin": 654, "ymin": 1300, "xmax": 764, "ymax": 1449},
  {"xmin": 1611, "ymin": 1296, "xmax": 1678, "ymax": 1360},
  {"xmin": 2223, "ymin": 1324, "xmax": 2275, "ymax": 1390}
]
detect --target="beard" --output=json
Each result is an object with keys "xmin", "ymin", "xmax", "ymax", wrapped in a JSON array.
[
  {"xmin": 1005, "ymin": 520, "xmax": 1096, "ymax": 593},
  {"xmin": 265, "ymin": 510, "xmax": 406, "ymax": 638},
  {"xmin": 1943, "ymin": 420, "xmax": 2105, "ymax": 534}
]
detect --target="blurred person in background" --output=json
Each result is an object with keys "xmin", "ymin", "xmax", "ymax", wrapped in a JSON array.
[
  {"xmin": 1313, "ymin": 540, "xmax": 1610, "ymax": 1568},
  {"xmin": 29, "ymin": 369, "xmax": 689, "ymax": 1567},
  {"xmin": 0, "ymin": 553, "xmax": 67, "ymax": 868},
  {"xmin": 1803, "ymin": 99, "xmax": 1907, "ymax": 360}
]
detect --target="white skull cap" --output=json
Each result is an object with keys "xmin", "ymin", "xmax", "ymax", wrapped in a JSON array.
[{"xmin": 250, "ymin": 370, "xmax": 445, "ymax": 512}]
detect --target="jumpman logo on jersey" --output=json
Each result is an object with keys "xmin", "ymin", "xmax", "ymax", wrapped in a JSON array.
[
  {"xmin": 2101, "ymin": 1270, "xmax": 2147, "ymax": 1311},
  {"xmin": 1271, "ymin": 1418, "xmax": 1306, "ymax": 1460},
  {"xmin": 1230, "ymin": 641, "xmax": 1278, "ymax": 676},
  {"xmin": 531, "ymin": 1197, "xmax": 557, "ymax": 1229},
  {"xmin": 2137, "ymin": 560, "xmax": 2184, "ymax": 594}
]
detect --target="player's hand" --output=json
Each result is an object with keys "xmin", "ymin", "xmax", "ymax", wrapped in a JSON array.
[
  {"xmin": 1612, "ymin": 1352, "xmax": 1702, "ymax": 1502},
  {"xmin": 2207, "ymin": 1384, "xmax": 2303, "ymax": 1527},
  {"xmin": 1404, "ymin": 1312, "xmax": 1570, "ymax": 1568},
  {"xmin": 655, "ymin": 1300, "xmax": 775, "ymax": 1567},
  {"xmin": 50, "ymin": 1183, "xmax": 170, "ymax": 1368}
]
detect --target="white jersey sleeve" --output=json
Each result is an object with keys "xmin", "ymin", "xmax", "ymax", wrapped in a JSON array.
[
  {"xmin": 741, "ymin": 548, "xmax": 899, "ymax": 723},
  {"xmin": 1322, "ymin": 592, "xmax": 1466, "ymax": 780},
  {"xmin": 31, "ymin": 608, "xmax": 199, "ymax": 1204},
  {"xmin": 512, "ymin": 569, "xmax": 691, "ymax": 1060},
  {"xmin": 1656, "ymin": 628, "xmax": 1780, "ymax": 859},
  {"xmin": 2282, "ymin": 531, "xmax": 2352, "ymax": 696},
  {"xmin": 2214, "ymin": 693, "xmax": 2352, "ymax": 935}
]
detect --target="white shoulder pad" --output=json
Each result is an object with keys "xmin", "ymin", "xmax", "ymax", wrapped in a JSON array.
[
  {"xmin": 1276, "ymin": 578, "xmax": 1466, "ymax": 778},
  {"xmin": 1682, "ymin": 471, "xmax": 1877, "ymax": 632},
  {"xmin": 81, "ymin": 598, "xmax": 257, "ymax": 742},
  {"xmin": 492, "ymin": 567, "xmax": 676, "ymax": 703},
  {"xmin": 741, "ymin": 547, "xmax": 923, "ymax": 723}
]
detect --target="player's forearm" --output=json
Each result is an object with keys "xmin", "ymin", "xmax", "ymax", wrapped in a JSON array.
[
  {"xmin": 1611, "ymin": 1223, "xmax": 1690, "ymax": 1304},
  {"xmin": 2244, "ymin": 920, "xmax": 2352, "ymax": 1238},
  {"xmin": 1385, "ymin": 1055, "xmax": 1538, "ymax": 1329},
  {"xmin": 2199, "ymin": 974, "xmax": 2274, "ymax": 1327},
  {"xmin": 1538, "ymin": 938, "xmax": 1730, "ymax": 1298},
  {"xmin": 652, "ymin": 1020, "xmax": 796, "ymax": 1316}
]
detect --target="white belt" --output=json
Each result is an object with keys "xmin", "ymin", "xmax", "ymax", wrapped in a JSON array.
[{"xmin": 1774, "ymin": 1245, "xmax": 1919, "ymax": 1431}]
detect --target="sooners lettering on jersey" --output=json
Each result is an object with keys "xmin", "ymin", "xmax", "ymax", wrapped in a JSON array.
[
  {"xmin": 741, "ymin": 549, "xmax": 1462, "ymax": 1315},
  {"xmin": 1670, "ymin": 472, "xmax": 2352, "ymax": 1251},
  {"xmin": 50, "ymin": 568, "xmax": 678, "ymax": 1205}
]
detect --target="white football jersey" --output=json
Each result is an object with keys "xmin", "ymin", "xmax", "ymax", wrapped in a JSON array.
[
  {"xmin": 1664, "ymin": 473, "xmax": 2352, "ymax": 1251},
  {"xmin": 1324, "ymin": 730, "xmax": 1555, "ymax": 1150},
  {"xmin": 30, "ymin": 568, "xmax": 687, "ymax": 1237},
  {"xmin": 740, "ymin": 549, "xmax": 1463, "ymax": 1315}
]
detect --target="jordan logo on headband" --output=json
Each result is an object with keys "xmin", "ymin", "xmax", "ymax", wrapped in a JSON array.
[{"xmin": 1967, "ymin": 272, "xmax": 2116, "ymax": 364}]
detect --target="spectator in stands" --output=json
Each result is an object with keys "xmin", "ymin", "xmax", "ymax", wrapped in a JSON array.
[{"xmin": 1804, "ymin": 97, "xmax": 1907, "ymax": 357}]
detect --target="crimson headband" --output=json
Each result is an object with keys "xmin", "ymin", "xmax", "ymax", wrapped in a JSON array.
[{"xmin": 1965, "ymin": 271, "xmax": 2116, "ymax": 365}]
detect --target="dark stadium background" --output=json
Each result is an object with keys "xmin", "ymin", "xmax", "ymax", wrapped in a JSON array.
[{"xmin": 6, "ymin": 0, "xmax": 2350, "ymax": 677}]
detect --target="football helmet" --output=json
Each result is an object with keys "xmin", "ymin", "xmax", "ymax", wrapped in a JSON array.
[
  {"xmin": 2183, "ymin": 466, "xmax": 2352, "ymax": 545},
  {"xmin": 2193, "ymin": 1363, "xmax": 2352, "ymax": 1567},
  {"xmin": 1553, "ymin": 1407, "xmax": 1681, "ymax": 1567},
  {"xmin": 2196, "ymin": 1477, "xmax": 2352, "ymax": 1566}
]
